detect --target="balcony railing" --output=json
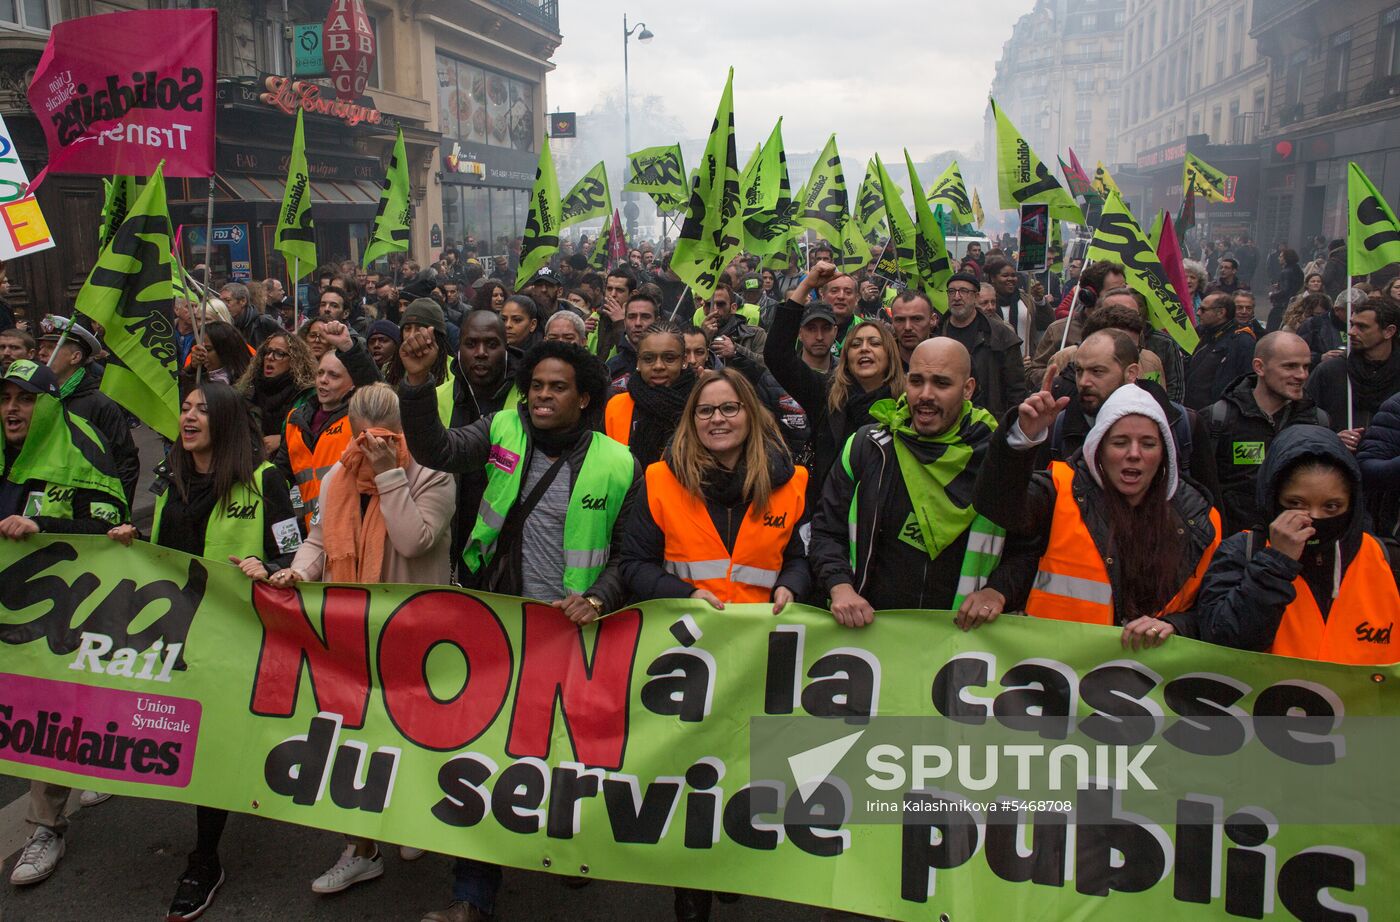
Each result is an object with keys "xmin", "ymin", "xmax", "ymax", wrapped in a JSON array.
[{"xmin": 485, "ymin": 0, "xmax": 559, "ymax": 31}]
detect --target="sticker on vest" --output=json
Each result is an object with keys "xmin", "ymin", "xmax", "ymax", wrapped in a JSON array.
[
  {"xmin": 23, "ymin": 490, "xmax": 44, "ymax": 517},
  {"xmin": 897, "ymin": 511, "xmax": 926, "ymax": 552},
  {"xmin": 1232, "ymin": 441, "xmax": 1265, "ymax": 465},
  {"xmin": 91, "ymin": 502, "xmax": 120, "ymax": 525},
  {"xmin": 489, "ymin": 444, "xmax": 521, "ymax": 474},
  {"xmin": 288, "ymin": 484, "xmax": 303, "ymax": 513},
  {"xmin": 272, "ymin": 517, "xmax": 303, "ymax": 555},
  {"xmin": 309, "ymin": 499, "xmax": 321, "ymax": 527}
]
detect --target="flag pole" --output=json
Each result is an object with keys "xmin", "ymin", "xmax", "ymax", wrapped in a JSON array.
[
  {"xmin": 292, "ymin": 256, "xmax": 300, "ymax": 326},
  {"xmin": 1059, "ymin": 259, "xmax": 1091, "ymax": 352},
  {"xmin": 1346, "ymin": 280, "xmax": 1355, "ymax": 432},
  {"xmin": 45, "ymin": 327, "xmax": 71, "ymax": 368},
  {"xmin": 667, "ymin": 286, "xmax": 687, "ymax": 322},
  {"xmin": 194, "ymin": 175, "xmax": 216, "ymax": 386}
]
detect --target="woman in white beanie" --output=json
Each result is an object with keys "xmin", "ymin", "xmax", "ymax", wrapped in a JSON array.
[{"xmin": 962, "ymin": 356, "xmax": 1222, "ymax": 645}]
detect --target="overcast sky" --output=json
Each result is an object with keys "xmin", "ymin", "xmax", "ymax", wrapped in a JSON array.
[{"xmin": 548, "ymin": 0, "xmax": 1036, "ymax": 163}]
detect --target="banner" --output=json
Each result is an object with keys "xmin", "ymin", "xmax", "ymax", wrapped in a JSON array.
[
  {"xmin": 991, "ymin": 99, "xmax": 1082, "ymax": 224},
  {"xmin": 1088, "ymin": 191, "xmax": 1199, "ymax": 353},
  {"xmin": 0, "ymin": 113, "xmax": 55, "ymax": 261},
  {"xmin": 671, "ymin": 69, "xmax": 741, "ymax": 299},
  {"xmin": 3, "ymin": 535, "xmax": 1399, "ymax": 921},
  {"xmin": 797, "ymin": 135, "xmax": 855, "ymax": 249},
  {"xmin": 515, "ymin": 138, "xmax": 561, "ymax": 289},
  {"xmin": 560, "ymin": 160, "xmax": 612, "ymax": 229},
  {"xmin": 876, "ymin": 154, "xmax": 917, "ymax": 283},
  {"xmin": 925, "ymin": 159, "xmax": 975, "ymax": 226},
  {"xmin": 1347, "ymin": 162, "xmax": 1400, "ymax": 278},
  {"xmin": 26, "ymin": 9, "xmax": 217, "ymax": 178},
  {"xmin": 906, "ymin": 151, "xmax": 952, "ymax": 311},
  {"xmin": 623, "ymin": 144, "xmax": 687, "ymax": 201},
  {"xmin": 362, "ymin": 126, "xmax": 411, "ymax": 267},
  {"xmin": 72, "ymin": 163, "xmax": 180, "ymax": 440},
  {"xmin": 1017, "ymin": 203, "xmax": 1049, "ymax": 272},
  {"xmin": 742, "ymin": 119, "xmax": 797, "ymax": 256},
  {"xmin": 1183, "ymin": 152, "xmax": 1230, "ymax": 203},
  {"xmin": 1062, "ymin": 148, "xmax": 1097, "ymax": 203},
  {"xmin": 854, "ymin": 160, "xmax": 888, "ymax": 248},
  {"xmin": 275, "ymin": 109, "xmax": 317, "ymax": 280}
]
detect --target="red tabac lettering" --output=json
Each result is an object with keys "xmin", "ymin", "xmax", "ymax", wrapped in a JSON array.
[
  {"xmin": 249, "ymin": 585, "xmax": 371, "ymax": 728},
  {"xmin": 378, "ymin": 591, "xmax": 513, "ymax": 750},
  {"xmin": 506, "ymin": 604, "xmax": 643, "ymax": 770}
]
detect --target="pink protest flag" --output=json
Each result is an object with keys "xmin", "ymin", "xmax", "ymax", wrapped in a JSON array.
[
  {"xmin": 1156, "ymin": 211, "xmax": 1197, "ymax": 325},
  {"xmin": 26, "ymin": 9, "xmax": 217, "ymax": 178},
  {"xmin": 607, "ymin": 210, "xmax": 628, "ymax": 268}
]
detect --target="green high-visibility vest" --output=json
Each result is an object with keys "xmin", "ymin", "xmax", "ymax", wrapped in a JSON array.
[
  {"xmin": 690, "ymin": 303, "xmax": 761, "ymax": 328},
  {"xmin": 463, "ymin": 409, "xmax": 633, "ymax": 593},
  {"xmin": 437, "ymin": 362, "xmax": 522, "ymax": 427},
  {"xmin": 21, "ymin": 482, "xmax": 121, "ymax": 526},
  {"xmin": 153, "ymin": 462, "xmax": 289, "ymax": 561}
]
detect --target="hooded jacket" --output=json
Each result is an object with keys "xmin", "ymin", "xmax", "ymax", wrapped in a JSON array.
[
  {"xmin": 61, "ymin": 364, "xmax": 140, "ymax": 505},
  {"xmin": 1357, "ymin": 389, "xmax": 1400, "ymax": 538},
  {"xmin": 1195, "ymin": 425, "xmax": 1400, "ymax": 652},
  {"xmin": 1184, "ymin": 320, "xmax": 1257, "ymax": 410},
  {"xmin": 975, "ymin": 389, "xmax": 1219, "ymax": 630},
  {"xmin": 1207, "ymin": 373, "xmax": 1326, "ymax": 535}
]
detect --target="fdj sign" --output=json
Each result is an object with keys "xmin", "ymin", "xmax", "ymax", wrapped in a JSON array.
[{"xmin": 293, "ymin": 24, "xmax": 325, "ymax": 77}]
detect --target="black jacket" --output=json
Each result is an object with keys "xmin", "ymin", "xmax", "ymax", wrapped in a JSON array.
[
  {"xmin": 63, "ymin": 364, "xmax": 140, "ymax": 506},
  {"xmin": 1296, "ymin": 311, "xmax": 1345, "ymax": 368},
  {"xmin": 606, "ymin": 338, "xmax": 638, "ymax": 390},
  {"xmin": 974, "ymin": 414, "xmax": 1219, "ymax": 631},
  {"xmin": 1357, "ymin": 389, "xmax": 1400, "ymax": 538},
  {"xmin": 1321, "ymin": 245, "xmax": 1349, "ymax": 298},
  {"xmin": 440, "ymin": 352, "xmax": 523, "ymax": 564},
  {"xmin": 1195, "ymin": 425, "xmax": 1400, "ymax": 651},
  {"xmin": 1268, "ymin": 263, "xmax": 1305, "ymax": 330},
  {"xmin": 936, "ymin": 312, "xmax": 1027, "ymax": 419},
  {"xmin": 1306, "ymin": 349, "xmax": 1400, "ymax": 432},
  {"xmin": 233, "ymin": 306, "xmax": 283, "ymax": 348},
  {"xmin": 1207, "ymin": 374, "xmax": 1326, "ymax": 535},
  {"xmin": 1184, "ymin": 321, "xmax": 1256, "ymax": 410},
  {"xmin": 724, "ymin": 350, "xmax": 811, "ymax": 462},
  {"xmin": 397, "ymin": 394, "xmax": 640, "ymax": 610},
  {"xmin": 620, "ymin": 453, "xmax": 811, "ymax": 602}
]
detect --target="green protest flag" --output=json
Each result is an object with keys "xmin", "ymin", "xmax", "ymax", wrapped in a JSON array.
[
  {"xmin": 671, "ymin": 69, "xmax": 741, "ymax": 300},
  {"xmin": 854, "ymin": 160, "xmax": 888, "ymax": 247},
  {"xmin": 1347, "ymin": 162, "xmax": 1400, "ymax": 277},
  {"xmin": 875, "ymin": 154, "xmax": 917, "ymax": 282},
  {"xmin": 739, "ymin": 143, "xmax": 763, "ymax": 194},
  {"xmin": 972, "ymin": 187, "xmax": 986, "ymax": 228},
  {"xmin": 1147, "ymin": 209, "xmax": 1165, "ymax": 251},
  {"xmin": 98, "ymin": 175, "xmax": 138, "ymax": 248},
  {"xmin": 560, "ymin": 160, "xmax": 613, "ymax": 229},
  {"xmin": 73, "ymin": 163, "xmax": 181, "ymax": 440},
  {"xmin": 275, "ymin": 109, "xmax": 317, "ymax": 280},
  {"xmin": 744, "ymin": 119, "xmax": 797, "ymax": 256},
  {"xmin": 1087, "ymin": 191, "xmax": 1199, "ymax": 353},
  {"xmin": 1183, "ymin": 152, "xmax": 1230, "ymax": 203},
  {"xmin": 992, "ymin": 98, "xmax": 1083, "ymax": 223},
  {"xmin": 925, "ymin": 160, "xmax": 975, "ymax": 226},
  {"xmin": 363, "ymin": 127, "xmax": 412, "ymax": 267},
  {"xmin": 905, "ymin": 151, "xmax": 952, "ymax": 312},
  {"xmin": 516, "ymin": 138, "xmax": 562, "ymax": 289},
  {"xmin": 624, "ymin": 143, "xmax": 687, "ymax": 200},
  {"xmin": 796, "ymin": 134, "xmax": 853, "ymax": 247}
]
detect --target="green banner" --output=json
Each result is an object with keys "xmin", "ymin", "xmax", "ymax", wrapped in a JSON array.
[
  {"xmin": 671, "ymin": 69, "xmax": 742, "ymax": 300},
  {"xmin": 743, "ymin": 119, "xmax": 797, "ymax": 256},
  {"xmin": 6, "ymin": 535, "xmax": 1400, "ymax": 919},
  {"xmin": 515, "ymin": 138, "xmax": 561, "ymax": 289},
  {"xmin": 926, "ymin": 159, "xmax": 975, "ymax": 226},
  {"xmin": 275, "ymin": 109, "xmax": 317, "ymax": 279},
  {"xmin": 796, "ymin": 134, "xmax": 854, "ymax": 249},
  {"xmin": 1348, "ymin": 162, "xmax": 1400, "ymax": 278},
  {"xmin": 876, "ymin": 153, "xmax": 917, "ymax": 283},
  {"xmin": 1088, "ymin": 191, "xmax": 1199, "ymax": 353},
  {"xmin": 991, "ymin": 99, "xmax": 1083, "ymax": 224},
  {"xmin": 906, "ymin": 151, "xmax": 952, "ymax": 312},
  {"xmin": 623, "ymin": 144, "xmax": 687, "ymax": 200},
  {"xmin": 854, "ymin": 159, "xmax": 888, "ymax": 248},
  {"xmin": 98, "ymin": 175, "xmax": 138, "ymax": 249},
  {"xmin": 363, "ymin": 126, "xmax": 412, "ymax": 267},
  {"xmin": 560, "ymin": 160, "xmax": 613, "ymax": 229}
]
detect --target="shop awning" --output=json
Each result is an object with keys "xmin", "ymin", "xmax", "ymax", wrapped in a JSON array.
[{"xmin": 218, "ymin": 173, "xmax": 382, "ymax": 206}]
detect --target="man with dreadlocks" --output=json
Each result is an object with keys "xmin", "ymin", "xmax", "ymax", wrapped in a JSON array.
[{"xmin": 808, "ymin": 338, "xmax": 1023, "ymax": 628}]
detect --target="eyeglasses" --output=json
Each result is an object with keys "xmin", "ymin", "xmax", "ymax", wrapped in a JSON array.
[
  {"xmin": 639, "ymin": 351, "xmax": 682, "ymax": 365},
  {"xmin": 695, "ymin": 401, "xmax": 742, "ymax": 420},
  {"xmin": 265, "ymin": 348, "xmax": 290, "ymax": 360},
  {"xmin": 947, "ymin": 286, "xmax": 978, "ymax": 296}
]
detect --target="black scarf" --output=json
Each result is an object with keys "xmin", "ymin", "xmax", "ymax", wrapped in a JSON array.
[
  {"xmin": 627, "ymin": 368, "xmax": 696, "ymax": 466},
  {"xmin": 701, "ymin": 457, "xmax": 749, "ymax": 508},
  {"xmin": 251, "ymin": 371, "xmax": 306, "ymax": 437},
  {"xmin": 529, "ymin": 416, "xmax": 590, "ymax": 458},
  {"xmin": 1347, "ymin": 347, "xmax": 1400, "ymax": 415}
]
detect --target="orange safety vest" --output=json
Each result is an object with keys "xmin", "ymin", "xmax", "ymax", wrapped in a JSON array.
[
  {"xmin": 605, "ymin": 392, "xmax": 634, "ymax": 445},
  {"xmin": 644, "ymin": 460, "xmax": 808, "ymax": 604},
  {"xmin": 283, "ymin": 411, "xmax": 352, "ymax": 528},
  {"xmin": 1270, "ymin": 533, "xmax": 1400, "ymax": 664},
  {"xmin": 1025, "ymin": 462, "xmax": 1221, "ymax": 625}
]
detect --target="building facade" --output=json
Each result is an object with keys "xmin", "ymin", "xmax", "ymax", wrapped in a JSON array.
[
  {"xmin": 984, "ymin": 0, "xmax": 1127, "ymax": 207},
  {"xmin": 1251, "ymin": 0, "xmax": 1400, "ymax": 250}
]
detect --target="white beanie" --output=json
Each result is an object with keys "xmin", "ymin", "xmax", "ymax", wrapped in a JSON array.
[{"xmin": 1082, "ymin": 384, "xmax": 1179, "ymax": 499}]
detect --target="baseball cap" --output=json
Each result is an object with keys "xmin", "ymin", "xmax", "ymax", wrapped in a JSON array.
[
  {"xmin": 800, "ymin": 302, "xmax": 837, "ymax": 326},
  {"xmin": 528, "ymin": 266, "xmax": 561, "ymax": 285},
  {"xmin": 2, "ymin": 359, "xmax": 60, "ymax": 396}
]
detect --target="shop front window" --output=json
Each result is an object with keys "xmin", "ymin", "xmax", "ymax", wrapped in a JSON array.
[{"xmin": 436, "ymin": 53, "xmax": 535, "ymax": 153}]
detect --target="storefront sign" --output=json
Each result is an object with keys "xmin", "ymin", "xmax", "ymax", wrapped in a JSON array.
[
  {"xmin": 440, "ymin": 139, "xmax": 535, "ymax": 189},
  {"xmin": 323, "ymin": 0, "xmax": 376, "ymax": 102},
  {"xmin": 185, "ymin": 223, "xmax": 252, "ymax": 282},
  {"xmin": 1136, "ymin": 139, "xmax": 1188, "ymax": 170},
  {"xmin": 293, "ymin": 24, "xmax": 325, "ymax": 77},
  {"xmin": 258, "ymin": 76, "xmax": 382, "ymax": 127},
  {"xmin": 217, "ymin": 143, "xmax": 379, "ymax": 183}
]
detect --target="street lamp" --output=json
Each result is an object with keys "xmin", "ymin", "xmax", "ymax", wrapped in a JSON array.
[{"xmin": 623, "ymin": 14, "xmax": 654, "ymax": 238}]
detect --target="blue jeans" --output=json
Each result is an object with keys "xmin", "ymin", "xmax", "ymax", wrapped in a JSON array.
[{"xmin": 452, "ymin": 859, "xmax": 502, "ymax": 914}]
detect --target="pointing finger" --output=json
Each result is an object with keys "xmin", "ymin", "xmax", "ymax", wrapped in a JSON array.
[{"xmin": 1042, "ymin": 363, "xmax": 1058, "ymax": 395}]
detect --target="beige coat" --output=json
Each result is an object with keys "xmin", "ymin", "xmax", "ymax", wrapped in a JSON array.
[{"xmin": 290, "ymin": 459, "xmax": 456, "ymax": 585}]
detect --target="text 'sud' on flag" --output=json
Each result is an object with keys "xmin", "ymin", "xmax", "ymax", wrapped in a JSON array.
[
  {"xmin": 73, "ymin": 162, "xmax": 180, "ymax": 440},
  {"xmin": 671, "ymin": 69, "xmax": 741, "ymax": 300},
  {"xmin": 26, "ymin": 8, "xmax": 217, "ymax": 177},
  {"xmin": 560, "ymin": 160, "xmax": 612, "ymax": 229}
]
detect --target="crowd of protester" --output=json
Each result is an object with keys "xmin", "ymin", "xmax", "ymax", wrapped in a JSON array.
[{"xmin": 2, "ymin": 224, "xmax": 1400, "ymax": 922}]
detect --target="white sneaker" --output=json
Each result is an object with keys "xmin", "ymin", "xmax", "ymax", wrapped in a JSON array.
[
  {"xmin": 9, "ymin": 827, "xmax": 64, "ymax": 885},
  {"xmin": 399, "ymin": 845, "xmax": 425, "ymax": 861},
  {"xmin": 311, "ymin": 843, "xmax": 383, "ymax": 894},
  {"xmin": 79, "ymin": 790, "xmax": 112, "ymax": 807}
]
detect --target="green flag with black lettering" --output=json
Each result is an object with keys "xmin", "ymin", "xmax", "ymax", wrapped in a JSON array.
[
  {"xmin": 1183, "ymin": 152, "xmax": 1230, "ymax": 203},
  {"xmin": 276, "ymin": 109, "xmax": 317, "ymax": 280},
  {"xmin": 73, "ymin": 163, "xmax": 181, "ymax": 440},
  {"xmin": 98, "ymin": 175, "xmax": 138, "ymax": 249},
  {"xmin": 992, "ymin": 98, "xmax": 1083, "ymax": 223},
  {"xmin": 926, "ymin": 160, "xmax": 974, "ymax": 227},
  {"xmin": 363, "ymin": 127, "xmax": 412, "ymax": 267},
  {"xmin": 906, "ymin": 151, "xmax": 952, "ymax": 313},
  {"xmin": 876, "ymin": 154, "xmax": 917, "ymax": 282},
  {"xmin": 560, "ymin": 160, "xmax": 613, "ymax": 229},
  {"xmin": 854, "ymin": 160, "xmax": 887, "ymax": 248},
  {"xmin": 1347, "ymin": 162, "xmax": 1400, "ymax": 278},
  {"xmin": 796, "ymin": 134, "xmax": 851, "ymax": 247},
  {"xmin": 743, "ymin": 119, "xmax": 797, "ymax": 256},
  {"xmin": 625, "ymin": 144, "xmax": 687, "ymax": 199},
  {"xmin": 671, "ymin": 69, "xmax": 741, "ymax": 300},
  {"xmin": 1087, "ymin": 191, "xmax": 1198, "ymax": 353},
  {"xmin": 516, "ymin": 139, "xmax": 561, "ymax": 289}
]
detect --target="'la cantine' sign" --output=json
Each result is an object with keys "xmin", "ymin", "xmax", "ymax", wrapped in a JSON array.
[
  {"xmin": 259, "ymin": 76, "xmax": 382, "ymax": 127},
  {"xmin": 323, "ymin": 0, "xmax": 376, "ymax": 102}
]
